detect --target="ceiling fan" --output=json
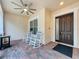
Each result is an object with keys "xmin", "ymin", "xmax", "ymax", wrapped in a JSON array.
[{"xmin": 11, "ymin": 0, "xmax": 36, "ymax": 15}]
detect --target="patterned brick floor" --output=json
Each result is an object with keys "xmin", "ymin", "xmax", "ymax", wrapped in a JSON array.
[{"xmin": 0, "ymin": 40, "xmax": 79, "ymax": 59}]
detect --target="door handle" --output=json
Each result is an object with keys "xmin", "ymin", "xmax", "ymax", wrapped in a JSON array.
[
  {"xmin": 61, "ymin": 32, "xmax": 63, "ymax": 34},
  {"xmin": 60, "ymin": 32, "xmax": 63, "ymax": 35}
]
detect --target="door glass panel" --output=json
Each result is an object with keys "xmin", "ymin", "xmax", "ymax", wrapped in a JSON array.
[{"xmin": 55, "ymin": 18, "xmax": 59, "ymax": 40}]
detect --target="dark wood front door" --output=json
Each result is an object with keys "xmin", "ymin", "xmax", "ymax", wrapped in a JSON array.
[{"xmin": 56, "ymin": 13, "xmax": 73, "ymax": 45}]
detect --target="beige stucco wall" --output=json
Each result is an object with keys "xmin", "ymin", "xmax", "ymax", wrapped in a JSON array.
[
  {"xmin": 45, "ymin": 9, "xmax": 52, "ymax": 44},
  {"xmin": 4, "ymin": 12, "xmax": 28, "ymax": 40}
]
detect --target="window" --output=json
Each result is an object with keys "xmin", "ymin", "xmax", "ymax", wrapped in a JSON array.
[{"xmin": 30, "ymin": 19, "xmax": 38, "ymax": 34}]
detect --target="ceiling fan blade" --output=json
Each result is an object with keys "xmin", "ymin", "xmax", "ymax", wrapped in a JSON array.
[
  {"xmin": 30, "ymin": 9, "xmax": 36, "ymax": 11},
  {"xmin": 11, "ymin": 2, "xmax": 22, "ymax": 7},
  {"xmin": 21, "ymin": 10, "xmax": 24, "ymax": 14},
  {"xmin": 20, "ymin": 0, "xmax": 24, "ymax": 6},
  {"xmin": 26, "ymin": 12, "xmax": 29, "ymax": 15},
  {"xmin": 29, "ymin": 10, "xmax": 34, "ymax": 14},
  {"xmin": 14, "ymin": 8, "xmax": 22, "ymax": 9}
]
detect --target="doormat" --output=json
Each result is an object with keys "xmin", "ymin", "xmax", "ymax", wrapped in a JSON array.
[{"xmin": 53, "ymin": 44, "xmax": 73, "ymax": 58}]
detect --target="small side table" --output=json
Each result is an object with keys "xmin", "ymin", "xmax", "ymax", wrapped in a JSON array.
[{"xmin": 0, "ymin": 36, "xmax": 10, "ymax": 50}]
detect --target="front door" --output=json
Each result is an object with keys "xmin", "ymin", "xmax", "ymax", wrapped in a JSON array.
[{"xmin": 56, "ymin": 13, "xmax": 73, "ymax": 45}]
